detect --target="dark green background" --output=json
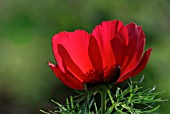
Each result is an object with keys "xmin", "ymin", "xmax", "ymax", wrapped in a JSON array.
[{"xmin": 0, "ymin": 0, "xmax": 169, "ymax": 113}]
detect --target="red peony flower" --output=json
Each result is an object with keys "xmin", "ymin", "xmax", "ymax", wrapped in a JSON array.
[{"xmin": 48, "ymin": 20, "xmax": 152, "ymax": 90}]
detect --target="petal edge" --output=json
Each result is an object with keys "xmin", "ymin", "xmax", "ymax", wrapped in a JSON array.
[
  {"xmin": 48, "ymin": 62, "xmax": 84, "ymax": 90},
  {"xmin": 117, "ymin": 48, "xmax": 152, "ymax": 82}
]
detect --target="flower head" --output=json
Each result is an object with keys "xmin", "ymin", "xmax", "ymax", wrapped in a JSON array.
[{"xmin": 48, "ymin": 20, "xmax": 152, "ymax": 90}]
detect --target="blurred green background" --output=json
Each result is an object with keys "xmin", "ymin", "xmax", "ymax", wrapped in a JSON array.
[{"xmin": 0, "ymin": 0, "xmax": 169, "ymax": 113}]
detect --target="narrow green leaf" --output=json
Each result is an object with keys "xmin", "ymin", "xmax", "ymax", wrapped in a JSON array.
[
  {"xmin": 39, "ymin": 110, "xmax": 50, "ymax": 114},
  {"xmin": 51, "ymin": 100, "xmax": 67, "ymax": 111},
  {"xmin": 142, "ymin": 105, "xmax": 160, "ymax": 113}
]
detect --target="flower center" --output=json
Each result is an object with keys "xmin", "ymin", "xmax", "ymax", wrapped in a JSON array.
[
  {"xmin": 104, "ymin": 65, "xmax": 121, "ymax": 83},
  {"xmin": 85, "ymin": 65, "xmax": 121, "ymax": 88}
]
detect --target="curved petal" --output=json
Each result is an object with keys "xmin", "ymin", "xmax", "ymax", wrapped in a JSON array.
[
  {"xmin": 52, "ymin": 30, "xmax": 93, "ymax": 81},
  {"xmin": 52, "ymin": 32, "xmax": 68, "ymax": 72},
  {"xmin": 48, "ymin": 62, "xmax": 84, "ymax": 90},
  {"xmin": 110, "ymin": 24, "xmax": 128, "ymax": 66},
  {"xmin": 58, "ymin": 44, "xmax": 84, "ymax": 82},
  {"xmin": 117, "ymin": 48, "xmax": 152, "ymax": 82},
  {"xmin": 88, "ymin": 35, "xmax": 103, "ymax": 81},
  {"xmin": 129, "ymin": 48, "xmax": 152, "ymax": 77},
  {"xmin": 92, "ymin": 20, "xmax": 126, "ymax": 77},
  {"xmin": 121, "ymin": 24, "xmax": 145, "ymax": 77}
]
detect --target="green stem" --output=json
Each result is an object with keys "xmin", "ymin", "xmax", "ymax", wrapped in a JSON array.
[{"xmin": 100, "ymin": 86, "xmax": 108, "ymax": 114}]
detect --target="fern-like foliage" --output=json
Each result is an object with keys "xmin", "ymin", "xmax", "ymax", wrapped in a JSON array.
[{"xmin": 40, "ymin": 76, "xmax": 167, "ymax": 114}]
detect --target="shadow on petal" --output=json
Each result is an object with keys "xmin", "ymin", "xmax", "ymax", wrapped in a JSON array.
[
  {"xmin": 58, "ymin": 44, "xmax": 85, "ymax": 82},
  {"xmin": 88, "ymin": 35, "xmax": 103, "ymax": 80},
  {"xmin": 48, "ymin": 62, "xmax": 84, "ymax": 90},
  {"xmin": 104, "ymin": 65, "xmax": 121, "ymax": 83},
  {"xmin": 117, "ymin": 48, "xmax": 152, "ymax": 82}
]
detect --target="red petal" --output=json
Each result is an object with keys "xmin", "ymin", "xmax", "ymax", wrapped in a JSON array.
[
  {"xmin": 58, "ymin": 44, "xmax": 85, "ymax": 82},
  {"xmin": 110, "ymin": 22, "xmax": 128, "ymax": 66},
  {"xmin": 130, "ymin": 48, "xmax": 152, "ymax": 76},
  {"xmin": 52, "ymin": 32, "xmax": 68, "ymax": 72},
  {"xmin": 48, "ymin": 62, "xmax": 84, "ymax": 90},
  {"xmin": 121, "ymin": 24, "xmax": 145, "ymax": 77},
  {"xmin": 92, "ymin": 20, "xmax": 124, "ymax": 73},
  {"xmin": 52, "ymin": 30, "xmax": 93, "ymax": 81},
  {"xmin": 117, "ymin": 48, "xmax": 152, "ymax": 82},
  {"xmin": 88, "ymin": 35, "xmax": 103, "ymax": 81}
]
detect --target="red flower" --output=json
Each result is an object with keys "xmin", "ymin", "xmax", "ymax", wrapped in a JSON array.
[{"xmin": 48, "ymin": 20, "xmax": 152, "ymax": 90}]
